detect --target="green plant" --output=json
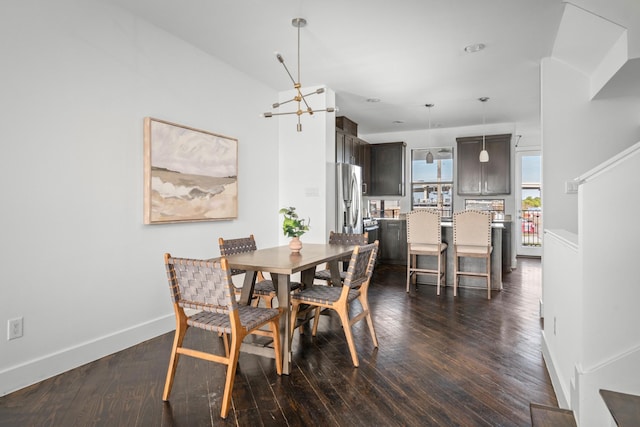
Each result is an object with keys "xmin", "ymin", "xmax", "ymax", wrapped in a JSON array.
[{"xmin": 279, "ymin": 206, "xmax": 310, "ymax": 238}]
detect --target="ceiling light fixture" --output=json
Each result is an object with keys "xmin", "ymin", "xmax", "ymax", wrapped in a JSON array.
[
  {"xmin": 464, "ymin": 43, "xmax": 486, "ymax": 53},
  {"xmin": 425, "ymin": 103, "xmax": 434, "ymax": 164},
  {"xmin": 479, "ymin": 97, "xmax": 490, "ymax": 163},
  {"xmin": 262, "ymin": 18, "xmax": 335, "ymax": 132}
]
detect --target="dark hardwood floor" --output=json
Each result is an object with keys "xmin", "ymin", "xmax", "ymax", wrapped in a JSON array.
[{"xmin": 0, "ymin": 257, "xmax": 556, "ymax": 426}]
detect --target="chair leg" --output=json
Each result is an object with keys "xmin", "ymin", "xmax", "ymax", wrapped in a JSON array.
[
  {"xmin": 436, "ymin": 252, "xmax": 442, "ymax": 296},
  {"xmin": 222, "ymin": 332, "xmax": 230, "ymax": 358},
  {"xmin": 163, "ymin": 310, "xmax": 187, "ymax": 401},
  {"xmin": 406, "ymin": 253, "xmax": 411, "ymax": 292},
  {"xmin": 264, "ymin": 294, "xmax": 274, "ymax": 309},
  {"xmin": 311, "ymin": 307, "xmax": 323, "ymax": 336},
  {"xmin": 220, "ymin": 333, "xmax": 243, "ymax": 419},
  {"xmin": 269, "ymin": 319, "xmax": 283, "ymax": 376},
  {"xmin": 439, "ymin": 250, "xmax": 447, "ymax": 295},
  {"xmin": 487, "ymin": 253, "xmax": 491, "ymax": 300},
  {"xmin": 359, "ymin": 293, "xmax": 378, "ymax": 348},
  {"xmin": 338, "ymin": 308, "xmax": 359, "ymax": 367},
  {"xmin": 453, "ymin": 253, "xmax": 458, "ymax": 297},
  {"xmin": 289, "ymin": 302, "xmax": 300, "ymax": 340}
]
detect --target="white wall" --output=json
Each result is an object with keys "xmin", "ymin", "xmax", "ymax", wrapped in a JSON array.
[
  {"xmin": 541, "ymin": 229, "xmax": 581, "ymax": 408},
  {"xmin": 541, "ymin": 57, "xmax": 640, "ymax": 234},
  {"xmin": 541, "ymin": 4, "xmax": 640, "ymax": 423},
  {"xmin": 574, "ymin": 143, "xmax": 640, "ymax": 426},
  {"xmin": 0, "ymin": 0, "xmax": 280, "ymax": 395}
]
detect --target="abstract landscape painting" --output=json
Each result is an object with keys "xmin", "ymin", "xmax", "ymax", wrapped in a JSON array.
[{"xmin": 144, "ymin": 118, "xmax": 238, "ymax": 224}]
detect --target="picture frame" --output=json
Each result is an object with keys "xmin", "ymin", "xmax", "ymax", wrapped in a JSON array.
[{"xmin": 143, "ymin": 117, "xmax": 238, "ymax": 224}]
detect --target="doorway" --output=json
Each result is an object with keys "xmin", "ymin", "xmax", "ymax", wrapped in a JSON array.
[{"xmin": 516, "ymin": 150, "xmax": 542, "ymax": 257}]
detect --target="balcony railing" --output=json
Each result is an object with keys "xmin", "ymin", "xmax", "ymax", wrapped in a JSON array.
[{"xmin": 521, "ymin": 208, "xmax": 542, "ymax": 246}]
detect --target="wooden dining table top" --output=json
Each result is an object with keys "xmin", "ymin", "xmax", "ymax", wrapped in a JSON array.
[{"xmin": 222, "ymin": 243, "xmax": 355, "ymax": 275}]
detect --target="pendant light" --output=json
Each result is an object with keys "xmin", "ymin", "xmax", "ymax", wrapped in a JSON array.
[
  {"xmin": 479, "ymin": 97, "xmax": 490, "ymax": 162},
  {"xmin": 262, "ymin": 18, "xmax": 336, "ymax": 132},
  {"xmin": 425, "ymin": 103, "xmax": 434, "ymax": 164}
]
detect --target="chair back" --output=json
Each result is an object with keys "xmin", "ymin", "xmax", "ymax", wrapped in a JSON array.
[
  {"xmin": 343, "ymin": 241, "xmax": 379, "ymax": 289},
  {"xmin": 164, "ymin": 254, "xmax": 237, "ymax": 314},
  {"xmin": 218, "ymin": 235, "xmax": 258, "ymax": 276},
  {"xmin": 328, "ymin": 231, "xmax": 368, "ymax": 246},
  {"xmin": 453, "ymin": 210, "xmax": 492, "ymax": 247},
  {"xmin": 406, "ymin": 209, "xmax": 442, "ymax": 245}
]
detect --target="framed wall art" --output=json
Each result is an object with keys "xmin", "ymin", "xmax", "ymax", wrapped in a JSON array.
[{"xmin": 143, "ymin": 117, "xmax": 238, "ymax": 224}]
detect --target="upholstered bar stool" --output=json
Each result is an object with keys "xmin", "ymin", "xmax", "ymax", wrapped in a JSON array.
[
  {"xmin": 453, "ymin": 210, "xmax": 493, "ymax": 299},
  {"xmin": 406, "ymin": 209, "xmax": 448, "ymax": 295}
]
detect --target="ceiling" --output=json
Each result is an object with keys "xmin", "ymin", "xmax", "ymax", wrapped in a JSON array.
[{"xmin": 103, "ymin": 0, "xmax": 567, "ymax": 134}]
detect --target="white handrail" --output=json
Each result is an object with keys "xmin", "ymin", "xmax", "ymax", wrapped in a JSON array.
[{"xmin": 576, "ymin": 140, "xmax": 640, "ymax": 185}]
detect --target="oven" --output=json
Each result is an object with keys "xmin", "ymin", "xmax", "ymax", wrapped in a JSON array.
[{"xmin": 363, "ymin": 218, "xmax": 379, "ymax": 244}]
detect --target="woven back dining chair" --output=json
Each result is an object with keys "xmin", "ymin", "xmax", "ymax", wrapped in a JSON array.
[
  {"xmin": 290, "ymin": 241, "xmax": 379, "ymax": 367},
  {"xmin": 406, "ymin": 209, "xmax": 448, "ymax": 295},
  {"xmin": 163, "ymin": 254, "xmax": 282, "ymax": 419},
  {"xmin": 314, "ymin": 231, "xmax": 368, "ymax": 286},
  {"xmin": 219, "ymin": 234, "xmax": 300, "ymax": 307}
]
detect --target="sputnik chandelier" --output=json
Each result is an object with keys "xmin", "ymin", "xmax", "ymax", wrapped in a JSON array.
[{"xmin": 262, "ymin": 18, "xmax": 336, "ymax": 132}]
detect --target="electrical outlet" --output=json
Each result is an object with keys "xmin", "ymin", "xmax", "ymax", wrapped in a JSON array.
[
  {"xmin": 8, "ymin": 317, "xmax": 23, "ymax": 340},
  {"xmin": 553, "ymin": 316, "xmax": 557, "ymax": 336}
]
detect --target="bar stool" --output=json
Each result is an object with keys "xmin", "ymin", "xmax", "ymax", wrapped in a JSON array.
[
  {"xmin": 406, "ymin": 209, "xmax": 447, "ymax": 295},
  {"xmin": 453, "ymin": 210, "xmax": 493, "ymax": 299}
]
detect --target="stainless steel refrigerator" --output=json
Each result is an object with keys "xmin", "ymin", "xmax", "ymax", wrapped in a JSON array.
[{"xmin": 336, "ymin": 163, "xmax": 363, "ymax": 234}]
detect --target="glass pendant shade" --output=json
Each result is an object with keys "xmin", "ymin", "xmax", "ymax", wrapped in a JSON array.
[
  {"xmin": 426, "ymin": 151, "xmax": 434, "ymax": 164},
  {"xmin": 479, "ymin": 147, "xmax": 489, "ymax": 162}
]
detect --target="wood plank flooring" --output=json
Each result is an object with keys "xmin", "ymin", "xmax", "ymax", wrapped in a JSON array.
[{"xmin": 0, "ymin": 257, "xmax": 557, "ymax": 426}]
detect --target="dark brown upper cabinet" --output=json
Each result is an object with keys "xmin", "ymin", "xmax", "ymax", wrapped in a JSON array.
[
  {"xmin": 370, "ymin": 142, "xmax": 406, "ymax": 196},
  {"xmin": 456, "ymin": 134, "xmax": 511, "ymax": 196}
]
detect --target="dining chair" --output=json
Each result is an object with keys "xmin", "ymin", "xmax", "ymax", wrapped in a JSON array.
[
  {"xmin": 162, "ymin": 254, "xmax": 282, "ymax": 419},
  {"xmin": 314, "ymin": 231, "xmax": 368, "ymax": 286},
  {"xmin": 290, "ymin": 241, "xmax": 379, "ymax": 367},
  {"xmin": 218, "ymin": 234, "xmax": 301, "ymax": 307},
  {"xmin": 453, "ymin": 210, "xmax": 493, "ymax": 299},
  {"xmin": 406, "ymin": 209, "xmax": 448, "ymax": 295}
]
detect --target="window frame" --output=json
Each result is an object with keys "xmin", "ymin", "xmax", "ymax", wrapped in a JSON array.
[{"xmin": 410, "ymin": 148, "xmax": 454, "ymax": 218}]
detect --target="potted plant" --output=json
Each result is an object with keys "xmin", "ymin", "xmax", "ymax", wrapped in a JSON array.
[{"xmin": 279, "ymin": 206, "xmax": 310, "ymax": 252}]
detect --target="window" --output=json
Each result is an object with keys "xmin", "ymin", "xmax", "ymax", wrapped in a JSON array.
[{"xmin": 411, "ymin": 148, "xmax": 454, "ymax": 217}]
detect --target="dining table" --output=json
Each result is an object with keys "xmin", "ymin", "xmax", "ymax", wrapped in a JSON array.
[{"xmin": 223, "ymin": 243, "xmax": 355, "ymax": 375}]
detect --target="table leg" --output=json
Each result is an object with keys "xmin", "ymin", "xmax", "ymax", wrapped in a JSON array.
[
  {"xmin": 273, "ymin": 273, "xmax": 292, "ymax": 375},
  {"xmin": 328, "ymin": 260, "xmax": 342, "ymax": 285},
  {"xmin": 239, "ymin": 270, "xmax": 258, "ymax": 305},
  {"xmin": 300, "ymin": 268, "xmax": 316, "ymax": 288}
]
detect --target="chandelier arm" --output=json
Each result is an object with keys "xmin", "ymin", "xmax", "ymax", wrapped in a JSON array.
[
  {"xmin": 278, "ymin": 58, "xmax": 298, "ymax": 86},
  {"xmin": 299, "ymin": 90, "xmax": 313, "ymax": 111},
  {"xmin": 301, "ymin": 88, "xmax": 324, "ymax": 98},
  {"xmin": 266, "ymin": 111, "xmax": 302, "ymax": 117},
  {"xmin": 274, "ymin": 97, "xmax": 298, "ymax": 108}
]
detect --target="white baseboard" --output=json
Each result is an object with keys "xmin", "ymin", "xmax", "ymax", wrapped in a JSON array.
[
  {"xmin": 541, "ymin": 330, "xmax": 570, "ymax": 408},
  {"xmin": 0, "ymin": 314, "xmax": 174, "ymax": 397}
]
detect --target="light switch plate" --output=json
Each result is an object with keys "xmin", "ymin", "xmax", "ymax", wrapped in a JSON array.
[{"xmin": 565, "ymin": 181, "xmax": 579, "ymax": 194}]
